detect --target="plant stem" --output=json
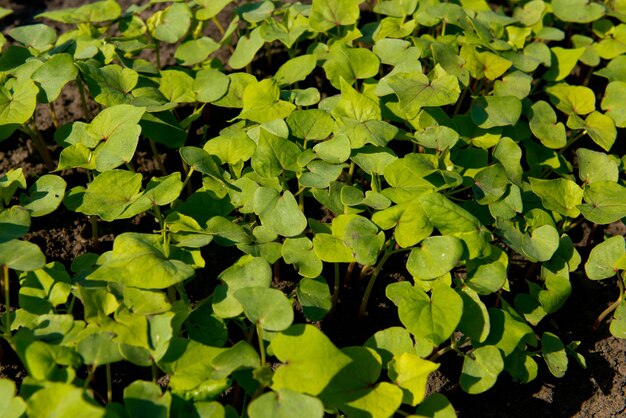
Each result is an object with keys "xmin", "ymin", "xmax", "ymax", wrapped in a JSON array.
[
  {"xmin": 344, "ymin": 262, "xmax": 356, "ymax": 287},
  {"xmin": 181, "ymin": 163, "xmax": 194, "ymax": 196},
  {"xmin": 90, "ymin": 215, "xmax": 99, "ymax": 247},
  {"xmin": 83, "ymin": 364, "xmax": 98, "ymax": 389},
  {"xmin": 149, "ymin": 139, "xmax": 168, "ymax": 176},
  {"xmin": 152, "ymin": 363, "xmax": 159, "ymax": 383},
  {"xmin": 155, "ymin": 39, "xmax": 161, "ymax": 69},
  {"xmin": 559, "ymin": 130, "xmax": 586, "ymax": 154},
  {"xmin": 106, "ymin": 363, "xmax": 112, "ymax": 403},
  {"xmin": 212, "ymin": 16, "xmax": 225, "ymax": 36},
  {"xmin": 23, "ymin": 121, "xmax": 55, "ymax": 170},
  {"xmin": 346, "ymin": 161, "xmax": 355, "ymax": 186},
  {"xmin": 76, "ymin": 76, "xmax": 91, "ymax": 121},
  {"xmin": 429, "ymin": 345, "xmax": 454, "ymax": 362},
  {"xmin": 359, "ymin": 238, "xmax": 396, "ymax": 319},
  {"xmin": 49, "ymin": 102, "xmax": 60, "ymax": 128},
  {"xmin": 593, "ymin": 273, "xmax": 624, "ymax": 331},
  {"xmin": 330, "ymin": 263, "xmax": 341, "ymax": 315},
  {"xmin": 2, "ymin": 264, "xmax": 10, "ymax": 338},
  {"xmin": 256, "ymin": 322, "xmax": 266, "ymax": 366}
]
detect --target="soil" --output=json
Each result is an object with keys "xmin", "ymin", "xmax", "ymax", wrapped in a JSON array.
[{"xmin": 1, "ymin": 1, "xmax": 626, "ymax": 417}]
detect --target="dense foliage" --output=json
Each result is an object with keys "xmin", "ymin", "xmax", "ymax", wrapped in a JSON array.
[{"xmin": 1, "ymin": 0, "xmax": 625, "ymax": 416}]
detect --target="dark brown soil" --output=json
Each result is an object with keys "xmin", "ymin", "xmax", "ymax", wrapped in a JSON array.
[{"xmin": 1, "ymin": 1, "xmax": 626, "ymax": 417}]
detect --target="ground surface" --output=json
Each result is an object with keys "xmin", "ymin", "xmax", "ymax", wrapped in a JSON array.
[{"xmin": 1, "ymin": 1, "xmax": 625, "ymax": 417}]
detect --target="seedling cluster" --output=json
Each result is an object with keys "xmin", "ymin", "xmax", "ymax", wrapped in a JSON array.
[{"xmin": 0, "ymin": 0, "xmax": 625, "ymax": 416}]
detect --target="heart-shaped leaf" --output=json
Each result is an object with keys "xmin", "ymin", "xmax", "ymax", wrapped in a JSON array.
[
  {"xmin": 584, "ymin": 236, "xmax": 625, "ymax": 280},
  {"xmin": 460, "ymin": 346, "xmax": 504, "ymax": 394},
  {"xmin": 388, "ymin": 352, "xmax": 439, "ymax": 406},
  {"xmin": 407, "ymin": 236, "xmax": 463, "ymax": 281},
  {"xmin": 87, "ymin": 233, "xmax": 196, "ymax": 289},
  {"xmin": 579, "ymin": 181, "xmax": 626, "ymax": 224},
  {"xmin": 235, "ymin": 287, "xmax": 294, "ymax": 331},
  {"xmin": 248, "ymin": 389, "xmax": 324, "ymax": 418},
  {"xmin": 529, "ymin": 101, "xmax": 567, "ymax": 149},
  {"xmin": 270, "ymin": 324, "xmax": 352, "ymax": 396}
]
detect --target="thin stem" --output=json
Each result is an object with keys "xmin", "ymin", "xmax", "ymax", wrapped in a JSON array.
[
  {"xmin": 453, "ymin": 86, "xmax": 469, "ymax": 116},
  {"xmin": 83, "ymin": 364, "xmax": 98, "ymax": 389},
  {"xmin": 90, "ymin": 215, "xmax": 99, "ymax": 247},
  {"xmin": 76, "ymin": 77, "xmax": 91, "ymax": 121},
  {"xmin": 2, "ymin": 265, "xmax": 10, "ymax": 338},
  {"xmin": 152, "ymin": 363, "xmax": 158, "ymax": 383},
  {"xmin": 359, "ymin": 238, "xmax": 396, "ymax": 319},
  {"xmin": 344, "ymin": 262, "xmax": 356, "ymax": 287},
  {"xmin": 256, "ymin": 322, "xmax": 266, "ymax": 366},
  {"xmin": 49, "ymin": 102, "xmax": 60, "ymax": 128},
  {"xmin": 181, "ymin": 164, "xmax": 194, "ymax": 196},
  {"xmin": 559, "ymin": 131, "xmax": 586, "ymax": 155},
  {"xmin": 593, "ymin": 274, "xmax": 624, "ymax": 331},
  {"xmin": 155, "ymin": 39, "xmax": 161, "ymax": 69},
  {"xmin": 149, "ymin": 139, "xmax": 168, "ymax": 176},
  {"xmin": 429, "ymin": 345, "xmax": 454, "ymax": 362},
  {"xmin": 106, "ymin": 363, "xmax": 112, "ymax": 403},
  {"xmin": 23, "ymin": 121, "xmax": 55, "ymax": 170},
  {"xmin": 331, "ymin": 263, "xmax": 341, "ymax": 315},
  {"xmin": 212, "ymin": 16, "xmax": 225, "ymax": 36},
  {"xmin": 346, "ymin": 161, "xmax": 355, "ymax": 186}
]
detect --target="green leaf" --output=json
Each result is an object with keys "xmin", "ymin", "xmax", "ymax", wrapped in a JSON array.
[
  {"xmin": 235, "ymin": 287, "xmax": 294, "ymax": 331},
  {"xmin": 552, "ymin": 0, "xmax": 604, "ymax": 23},
  {"xmin": 541, "ymin": 332, "xmax": 568, "ymax": 378},
  {"xmin": 458, "ymin": 288, "xmax": 491, "ymax": 343},
  {"xmin": 180, "ymin": 146, "xmax": 223, "ymax": 181},
  {"xmin": 579, "ymin": 181, "xmax": 626, "ymax": 224},
  {"xmin": 36, "ymin": 0, "xmax": 120, "ymax": 23},
  {"xmin": 388, "ymin": 352, "xmax": 439, "ymax": 406},
  {"xmin": 584, "ymin": 111, "xmax": 617, "ymax": 152},
  {"xmin": 251, "ymin": 129, "xmax": 301, "ymax": 177},
  {"xmin": 529, "ymin": 101, "xmax": 567, "ymax": 149},
  {"xmin": 270, "ymin": 324, "xmax": 352, "ymax": 395},
  {"xmin": 32, "ymin": 53, "xmax": 77, "ymax": 103},
  {"xmin": 418, "ymin": 192, "xmax": 491, "ymax": 259},
  {"xmin": 364, "ymin": 327, "xmax": 416, "ymax": 367},
  {"xmin": 312, "ymin": 234, "xmax": 356, "ymax": 263},
  {"xmin": 546, "ymin": 84, "xmax": 595, "ymax": 115},
  {"xmin": 471, "ymin": 96, "xmax": 522, "ymax": 129},
  {"xmin": 0, "ymin": 206, "xmax": 30, "ymax": 243},
  {"xmin": 159, "ymin": 70, "xmax": 196, "ymax": 103},
  {"xmin": 584, "ymin": 236, "xmax": 625, "ymax": 280},
  {"xmin": 493, "ymin": 71, "xmax": 532, "ymax": 99},
  {"xmin": 124, "ymin": 380, "xmax": 171, "ymax": 418},
  {"xmin": 414, "ymin": 126, "xmax": 459, "ymax": 151},
  {"xmin": 212, "ymin": 73, "xmax": 257, "ymax": 108},
  {"xmin": 9, "ymin": 23, "xmax": 56, "ymax": 53},
  {"xmin": 282, "ymin": 237, "xmax": 323, "ymax": 278},
  {"xmin": 521, "ymin": 225, "xmax": 560, "ymax": 262},
  {"xmin": 26, "ymin": 384, "xmax": 105, "ymax": 417},
  {"xmin": 148, "ymin": 3, "xmax": 191, "ymax": 43},
  {"xmin": 76, "ymin": 332, "xmax": 123, "ymax": 366},
  {"xmin": 82, "ymin": 104, "xmax": 145, "ymax": 172},
  {"xmin": 228, "ymin": 27, "xmax": 265, "ymax": 70},
  {"xmin": 87, "ymin": 233, "xmax": 196, "ymax": 289},
  {"xmin": 175, "ymin": 37, "xmax": 220, "ymax": 66},
  {"xmin": 240, "ymin": 79, "xmax": 296, "ymax": 123},
  {"xmin": 313, "ymin": 135, "xmax": 351, "ymax": 164},
  {"xmin": 0, "ymin": 379, "xmax": 26, "ymax": 418},
  {"xmin": 601, "ymin": 81, "xmax": 626, "ymax": 128},
  {"xmin": 194, "ymin": 69, "xmax": 230, "ymax": 103},
  {"xmin": 323, "ymin": 43, "xmax": 380, "ymax": 89},
  {"xmin": 576, "ymin": 148, "xmax": 619, "ymax": 184},
  {"xmin": 473, "ymin": 164, "xmax": 509, "ymax": 205},
  {"xmin": 204, "ymin": 128, "xmax": 255, "ymax": 165},
  {"xmin": 212, "ymin": 256, "xmax": 272, "ymax": 318},
  {"xmin": 397, "ymin": 284, "xmax": 463, "ymax": 345},
  {"xmin": 0, "ymin": 240, "xmax": 45, "ymax": 271},
  {"xmin": 388, "ymin": 69, "xmax": 460, "ymax": 119},
  {"xmin": 0, "ymin": 78, "xmax": 38, "ymax": 131},
  {"xmin": 248, "ymin": 389, "xmax": 324, "ymax": 418},
  {"xmin": 297, "ymin": 277, "xmax": 332, "ymax": 321},
  {"xmin": 310, "ymin": 0, "xmax": 363, "ymax": 32},
  {"xmin": 253, "ymin": 188, "xmax": 307, "ymax": 237},
  {"xmin": 20, "ymin": 175, "xmax": 66, "ymax": 217},
  {"xmin": 481, "ymin": 307, "xmax": 535, "ymax": 356},
  {"xmin": 609, "ymin": 299, "xmax": 626, "ymax": 339},
  {"xmin": 544, "ymin": 47, "xmax": 585, "ymax": 81},
  {"xmin": 286, "ymin": 109, "xmax": 334, "ymax": 141},
  {"xmin": 460, "ymin": 346, "xmax": 504, "ymax": 394},
  {"xmin": 414, "ymin": 393, "xmax": 456, "ymax": 418},
  {"xmin": 274, "ymin": 55, "xmax": 317, "ymax": 87},
  {"xmin": 407, "ymin": 236, "xmax": 463, "ymax": 281},
  {"xmin": 77, "ymin": 170, "xmax": 143, "ymax": 221},
  {"xmin": 529, "ymin": 178, "xmax": 583, "ymax": 218}
]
